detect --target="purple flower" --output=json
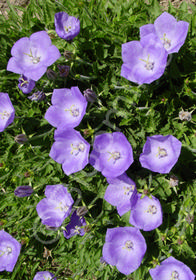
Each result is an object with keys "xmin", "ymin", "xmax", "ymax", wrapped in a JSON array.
[
  {"xmin": 104, "ymin": 173, "xmax": 137, "ymax": 216},
  {"xmin": 36, "ymin": 184, "xmax": 74, "ymax": 228},
  {"xmin": 33, "ymin": 271, "xmax": 57, "ymax": 280},
  {"xmin": 7, "ymin": 31, "xmax": 61, "ymax": 81},
  {"xmin": 89, "ymin": 132, "xmax": 134, "ymax": 178},
  {"xmin": 55, "ymin": 12, "xmax": 80, "ymax": 41},
  {"xmin": 18, "ymin": 75, "xmax": 35, "ymax": 94},
  {"xmin": 50, "ymin": 128, "xmax": 90, "ymax": 175},
  {"xmin": 139, "ymin": 135, "xmax": 182, "ymax": 174},
  {"xmin": 0, "ymin": 230, "xmax": 21, "ymax": 272},
  {"xmin": 121, "ymin": 33, "xmax": 168, "ymax": 85},
  {"xmin": 28, "ymin": 91, "xmax": 45, "ymax": 101},
  {"xmin": 140, "ymin": 12, "xmax": 189, "ymax": 54},
  {"xmin": 0, "ymin": 92, "xmax": 15, "ymax": 132},
  {"xmin": 149, "ymin": 256, "xmax": 195, "ymax": 280},
  {"xmin": 129, "ymin": 194, "xmax": 163, "ymax": 231},
  {"xmin": 45, "ymin": 87, "xmax": 87, "ymax": 130},
  {"xmin": 102, "ymin": 227, "xmax": 147, "ymax": 275},
  {"xmin": 14, "ymin": 185, "xmax": 33, "ymax": 197},
  {"xmin": 63, "ymin": 211, "xmax": 86, "ymax": 239}
]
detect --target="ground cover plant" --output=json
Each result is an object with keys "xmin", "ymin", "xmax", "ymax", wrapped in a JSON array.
[{"xmin": 0, "ymin": 0, "xmax": 196, "ymax": 279}]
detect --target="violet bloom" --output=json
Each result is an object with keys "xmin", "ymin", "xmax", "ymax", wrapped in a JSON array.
[
  {"xmin": 102, "ymin": 227, "xmax": 147, "ymax": 275},
  {"xmin": 55, "ymin": 12, "xmax": 80, "ymax": 41},
  {"xmin": 50, "ymin": 128, "xmax": 90, "ymax": 175},
  {"xmin": 7, "ymin": 31, "xmax": 61, "ymax": 81},
  {"xmin": 129, "ymin": 194, "xmax": 163, "ymax": 231},
  {"xmin": 33, "ymin": 271, "xmax": 57, "ymax": 280},
  {"xmin": 14, "ymin": 185, "xmax": 33, "ymax": 197},
  {"xmin": 0, "ymin": 92, "xmax": 15, "ymax": 132},
  {"xmin": 140, "ymin": 12, "xmax": 189, "ymax": 54},
  {"xmin": 0, "ymin": 230, "xmax": 21, "ymax": 272},
  {"xmin": 63, "ymin": 211, "xmax": 86, "ymax": 239},
  {"xmin": 18, "ymin": 75, "xmax": 35, "ymax": 94},
  {"xmin": 139, "ymin": 135, "xmax": 182, "ymax": 174},
  {"xmin": 89, "ymin": 132, "xmax": 133, "ymax": 178},
  {"xmin": 36, "ymin": 184, "xmax": 74, "ymax": 228},
  {"xmin": 121, "ymin": 33, "xmax": 168, "ymax": 85},
  {"xmin": 45, "ymin": 87, "xmax": 87, "ymax": 130},
  {"xmin": 104, "ymin": 173, "xmax": 137, "ymax": 216},
  {"xmin": 149, "ymin": 256, "xmax": 195, "ymax": 280}
]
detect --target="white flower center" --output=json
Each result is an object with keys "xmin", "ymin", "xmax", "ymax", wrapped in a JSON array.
[
  {"xmin": 156, "ymin": 147, "xmax": 168, "ymax": 158},
  {"xmin": 23, "ymin": 48, "xmax": 41, "ymax": 64},
  {"xmin": 123, "ymin": 240, "xmax": 134, "ymax": 251},
  {"xmin": 55, "ymin": 201, "xmax": 69, "ymax": 212},
  {"xmin": 0, "ymin": 110, "xmax": 10, "ymax": 120},
  {"xmin": 146, "ymin": 204, "xmax": 157, "ymax": 214},
  {"xmin": 140, "ymin": 54, "xmax": 155, "ymax": 71},
  {"xmin": 107, "ymin": 151, "xmax": 121, "ymax": 164},
  {"xmin": 170, "ymin": 270, "xmax": 179, "ymax": 279},
  {"xmin": 161, "ymin": 33, "xmax": 171, "ymax": 49},
  {"xmin": 0, "ymin": 246, "xmax": 12, "ymax": 257},
  {"xmin": 123, "ymin": 185, "xmax": 134, "ymax": 195},
  {"xmin": 70, "ymin": 142, "xmax": 85, "ymax": 156},
  {"xmin": 64, "ymin": 25, "xmax": 72, "ymax": 32},
  {"xmin": 65, "ymin": 104, "xmax": 80, "ymax": 117}
]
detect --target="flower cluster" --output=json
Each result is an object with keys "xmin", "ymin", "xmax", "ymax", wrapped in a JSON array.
[{"xmin": 121, "ymin": 12, "xmax": 189, "ymax": 84}]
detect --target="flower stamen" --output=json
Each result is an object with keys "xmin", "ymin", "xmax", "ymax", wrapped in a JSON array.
[
  {"xmin": 0, "ymin": 111, "xmax": 10, "ymax": 120},
  {"xmin": 23, "ymin": 48, "xmax": 41, "ymax": 64},
  {"xmin": 123, "ymin": 240, "xmax": 134, "ymax": 251},
  {"xmin": 70, "ymin": 142, "xmax": 85, "ymax": 156},
  {"xmin": 107, "ymin": 151, "xmax": 121, "ymax": 164},
  {"xmin": 140, "ymin": 54, "xmax": 154, "ymax": 71},
  {"xmin": 65, "ymin": 104, "xmax": 80, "ymax": 117},
  {"xmin": 156, "ymin": 147, "xmax": 168, "ymax": 158},
  {"xmin": 161, "ymin": 33, "xmax": 171, "ymax": 49},
  {"xmin": 146, "ymin": 205, "xmax": 157, "ymax": 214},
  {"xmin": 170, "ymin": 270, "xmax": 179, "ymax": 280}
]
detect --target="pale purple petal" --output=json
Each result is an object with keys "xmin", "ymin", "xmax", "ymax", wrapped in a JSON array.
[
  {"xmin": 0, "ymin": 93, "xmax": 15, "ymax": 132},
  {"xmin": 140, "ymin": 23, "xmax": 156, "ymax": 38},
  {"xmin": 33, "ymin": 271, "xmax": 57, "ymax": 280}
]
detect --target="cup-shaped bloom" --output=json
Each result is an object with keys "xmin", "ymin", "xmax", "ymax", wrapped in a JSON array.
[
  {"xmin": 129, "ymin": 194, "xmax": 163, "ymax": 231},
  {"xmin": 140, "ymin": 12, "xmax": 189, "ymax": 54},
  {"xmin": 0, "ymin": 92, "xmax": 15, "ymax": 132},
  {"xmin": 121, "ymin": 33, "xmax": 168, "ymax": 85},
  {"xmin": 14, "ymin": 185, "xmax": 33, "ymax": 197},
  {"xmin": 63, "ymin": 211, "xmax": 86, "ymax": 239},
  {"xmin": 89, "ymin": 132, "xmax": 133, "ymax": 178},
  {"xmin": 55, "ymin": 12, "xmax": 80, "ymax": 41},
  {"xmin": 45, "ymin": 87, "xmax": 87, "ymax": 130},
  {"xmin": 18, "ymin": 75, "xmax": 35, "ymax": 94},
  {"xmin": 7, "ymin": 31, "xmax": 61, "ymax": 81},
  {"xmin": 50, "ymin": 128, "xmax": 90, "ymax": 175},
  {"xmin": 139, "ymin": 135, "xmax": 182, "ymax": 174},
  {"xmin": 149, "ymin": 256, "xmax": 195, "ymax": 280},
  {"xmin": 36, "ymin": 184, "xmax": 74, "ymax": 228},
  {"xmin": 33, "ymin": 271, "xmax": 57, "ymax": 280},
  {"xmin": 0, "ymin": 230, "xmax": 21, "ymax": 272},
  {"xmin": 104, "ymin": 173, "xmax": 137, "ymax": 216},
  {"xmin": 102, "ymin": 227, "xmax": 147, "ymax": 275}
]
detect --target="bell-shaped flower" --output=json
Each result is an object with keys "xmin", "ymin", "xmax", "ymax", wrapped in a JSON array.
[
  {"xmin": 89, "ymin": 132, "xmax": 134, "ymax": 178},
  {"xmin": 121, "ymin": 33, "xmax": 168, "ymax": 85},
  {"xmin": 55, "ymin": 12, "xmax": 80, "ymax": 41},
  {"xmin": 36, "ymin": 184, "xmax": 74, "ymax": 228},
  {"xmin": 0, "ymin": 92, "xmax": 15, "ymax": 132},
  {"xmin": 149, "ymin": 256, "xmax": 195, "ymax": 280},
  {"xmin": 50, "ymin": 128, "xmax": 90, "ymax": 175},
  {"xmin": 140, "ymin": 12, "xmax": 189, "ymax": 54},
  {"xmin": 102, "ymin": 227, "xmax": 147, "ymax": 275},
  {"xmin": 7, "ymin": 31, "xmax": 61, "ymax": 81},
  {"xmin": 33, "ymin": 271, "xmax": 57, "ymax": 280},
  {"xmin": 18, "ymin": 75, "xmax": 35, "ymax": 94},
  {"xmin": 63, "ymin": 211, "xmax": 86, "ymax": 239},
  {"xmin": 0, "ymin": 230, "xmax": 21, "ymax": 272},
  {"xmin": 139, "ymin": 135, "xmax": 182, "ymax": 174},
  {"xmin": 45, "ymin": 87, "xmax": 87, "ymax": 130},
  {"xmin": 129, "ymin": 194, "xmax": 163, "ymax": 231},
  {"xmin": 104, "ymin": 173, "xmax": 137, "ymax": 216}
]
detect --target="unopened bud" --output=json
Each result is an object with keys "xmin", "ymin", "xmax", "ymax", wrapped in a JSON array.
[
  {"xmin": 14, "ymin": 134, "xmax": 28, "ymax": 144},
  {"xmin": 76, "ymin": 206, "xmax": 88, "ymax": 217},
  {"xmin": 57, "ymin": 65, "xmax": 70, "ymax": 77},
  {"xmin": 14, "ymin": 185, "xmax": 33, "ymax": 197},
  {"xmin": 63, "ymin": 50, "xmax": 73, "ymax": 60},
  {"xmin": 83, "ymin": 89, "xmax": 97, "ymax": 103},
  {"xmin": 28, "ymin": 91, "xmax": 46, "ymax": 101},
  {"xmin": 169, "ymin": 175, "xmax": 179, "ymax": 187},
  {"xmin": 46, "ymin": 69, "xmax": 57, "ymax": 80}
]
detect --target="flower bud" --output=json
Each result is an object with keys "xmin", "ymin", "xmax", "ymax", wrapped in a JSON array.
[
  {"xmin": 14, "ymin": 134, "xmax": 28, "ymax": 144},
  {"xmin": 83, "ymin": 89, "xmax": 97, "ymax": 103},
  {"xmin": 14, "ymin": 185, "xmax": 33, "ymax": 197},
  {"xmin": 46, "ymin": 69, "xmax": 57, "ymax": 80},
  {"xmin": 76, "ymin": 206, "xmax": 88, "ymax": 217},
  {"xmin": 63, "ymin": 50, "xmax": 73, "ymax": 60},
  {"xmin": 57, "ymin": 65, "xmax": 70, "ymax": 77},
  {"xmin": 28, "ymin": 91, "xmax": 46, "ymax": 101},
  {"xmin": 169, "ymin": 175, "xmax": 179, "ymax": 187}
]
